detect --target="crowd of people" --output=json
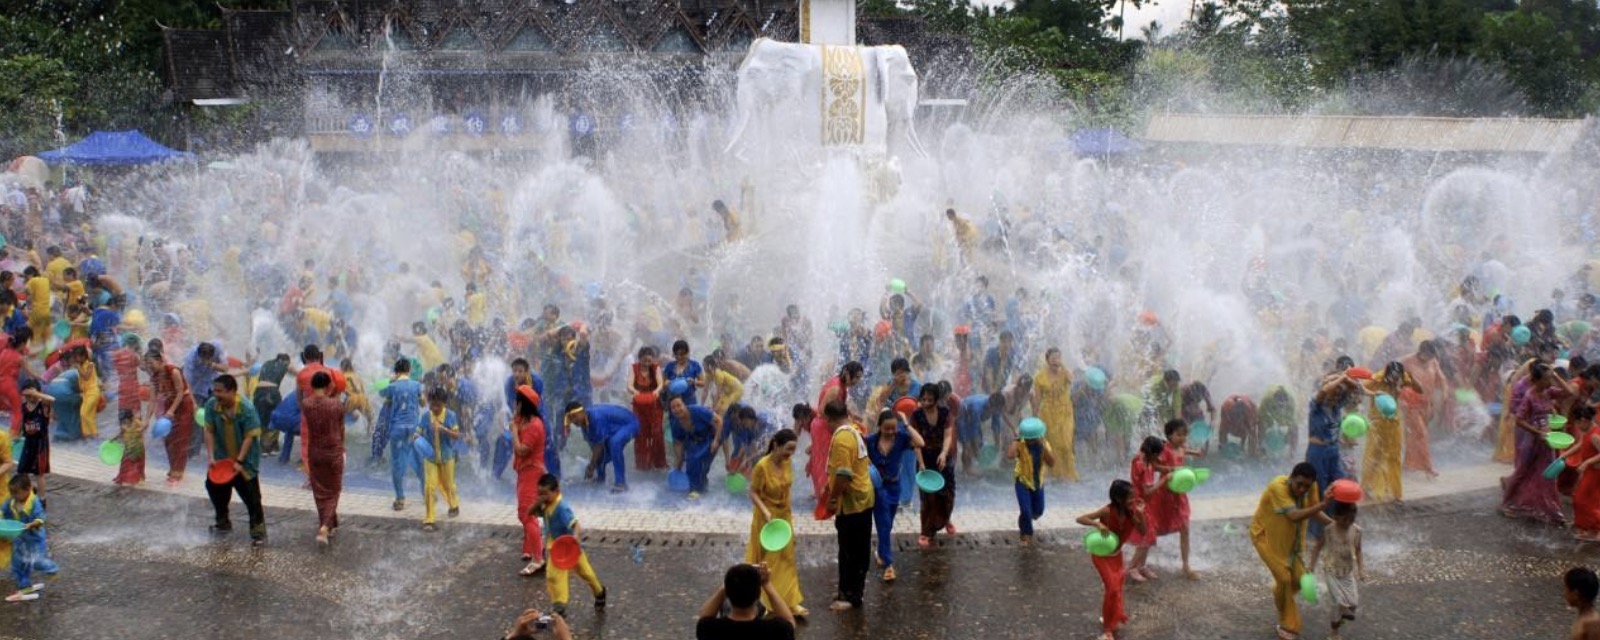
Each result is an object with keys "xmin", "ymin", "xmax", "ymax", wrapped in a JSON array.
[{"xmin": 6, "ymin": 178, "xmax": 1600, "ymax": 639}]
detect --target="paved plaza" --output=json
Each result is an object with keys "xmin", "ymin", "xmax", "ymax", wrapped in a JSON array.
[{"xmin": 0, "ymin": 439, "xmax": 1591, "ymax": 639}]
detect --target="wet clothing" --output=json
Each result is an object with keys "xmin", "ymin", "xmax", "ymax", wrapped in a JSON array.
[
  {"xmin": 745, "ymin": 452, "xmax": 803, "ymax": 612},
  {"xmin": 1, "ymin": 494, "xmax": 56, "ymax": 590},
  {"xmin": 1013, "ymin": 439, "xmax": 1048, "ymax": 536},
  {"xmin": 1250, "ymin": 475, "xmax": 1319, "ymax": 636},
  {"xmin": 671, "ymin": 405, "xmax": 718, "ymax": 493},
  {"xmin": 303, "ymin": 394, "xmax": 346, "ymax": 531},
  {"xmin": 866, "ymin": 428, "xmax": 913, "ymax": 568},
  {"xmin": 579, "ymin": 404, "xmax": 639, "ymax": 487},
  {"xmin": 911, "ymin": 406, "xmax": 955, "ymax": 537}
]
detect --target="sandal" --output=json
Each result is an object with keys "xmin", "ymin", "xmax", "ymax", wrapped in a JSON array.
[
  {"xmin": 883, "ymin": 566, "xmax": 897, "ymax": 582},
  {"xmin": 917, "ymin": 535, "xmax": 931, "ymax": 549},
  {"xmin": 1276, "ymin": 625, "xmax": 1299, "ymax": 640},
  {"xmin": 520, "ymin": 561, "xmax": 545, "ymax": 576}
]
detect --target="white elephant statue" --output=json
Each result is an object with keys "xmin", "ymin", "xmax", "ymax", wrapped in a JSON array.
[{"xmin": 725, "ymin": 38, "xmax": 928, "ymax": 159}]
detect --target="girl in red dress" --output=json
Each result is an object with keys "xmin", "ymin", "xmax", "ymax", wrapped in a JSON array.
[
  {"xmin": 1568, "ymin": 406, "xmax": 1600, "ymax": 540},
  {"xmin": 1077, "ymin": 479, "xmax": 1148, "ymax": 640},
  {"xmin": 1126, "ymin": 435, "xmax": 1163, "ymax": 581},
  {"xmin": 1150, "ymin": 419, "xmax": 1201, "ymax": 579},
  {"xmin": 628, "ymin": 347, "xmax": 666, "ymax": 471}
]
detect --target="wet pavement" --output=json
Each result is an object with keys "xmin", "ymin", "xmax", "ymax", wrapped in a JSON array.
[{"xmin": 0, "ymin": 475, "xmax": 1589, "ymax": 640}]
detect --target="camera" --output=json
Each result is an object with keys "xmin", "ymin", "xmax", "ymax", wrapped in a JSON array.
[{"xmin": 534, "ymin": 615, "xmax": 553, "ymax": 630}]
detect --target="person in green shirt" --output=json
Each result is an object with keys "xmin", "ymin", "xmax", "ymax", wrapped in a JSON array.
[
  {"xmin": 824, "ymin": 400, "xmax": 874, "ymax": 611},
  {"xmin": 203, "ymin": 374, "xmax": 266, "ymax": 545}
]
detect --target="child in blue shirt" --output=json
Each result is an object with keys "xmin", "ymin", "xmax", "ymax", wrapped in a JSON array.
[
  {"xmin": 3, "ymin": 474, "xmax": 57, "ymax": 602},
  {"xmin": 1008, "ymin": 418, "xmax": 1056, "ymax": 545},
  {"xmin": 532, "ymin": 473, "xmax": 606, "ymax": 616},
  {"xmin": 381, "ymin": 358, "xmax": 425, "ymax": 511}
]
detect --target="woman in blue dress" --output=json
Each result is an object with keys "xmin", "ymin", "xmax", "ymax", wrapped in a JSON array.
[{"xmin": 866, "ymin": 408, "xmax": 924, "ymax": 582}]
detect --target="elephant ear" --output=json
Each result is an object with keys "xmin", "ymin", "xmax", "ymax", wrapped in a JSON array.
[{"xmin": 873, "ymin": 49, "xmax": 889, "ymax": 102}]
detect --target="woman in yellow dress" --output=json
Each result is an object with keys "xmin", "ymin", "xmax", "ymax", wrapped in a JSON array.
[
  {"xmin": 1032, "ymin": 348, "xmax": 1077, "ymax": 481},
  {"xmin": 745, "ymin": 428, "xmax": 806, "ymax": 617},
  {"xmin": 76, "ymin": 345, "xmax": 103, "ymax": 439},
  {"xmin": 1362, "ymin": 361, "xmax": 1422, "ymax": 503}
]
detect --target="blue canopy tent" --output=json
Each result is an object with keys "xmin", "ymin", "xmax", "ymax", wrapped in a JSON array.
[
  {"xmin": 1068, "ymin": 127, "xmax": 1144, "ymax": 156},
  {"xmin": 37, "ymin": 130, "xmax": 193, "ymax": 166}
]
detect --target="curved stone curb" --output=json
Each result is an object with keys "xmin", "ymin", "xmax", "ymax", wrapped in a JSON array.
[{"xmin": 41, "ymin": 444, "xmax": 1502, "ymax": 536}]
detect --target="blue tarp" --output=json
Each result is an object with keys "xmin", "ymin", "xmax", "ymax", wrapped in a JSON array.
[
  {"xmin": 37, "ymin": 130, "xmax": 192, "ymax": 166},
  {"xmin": 1069, "ymin": 127, "xmax": 1143, "ymax": 156}
]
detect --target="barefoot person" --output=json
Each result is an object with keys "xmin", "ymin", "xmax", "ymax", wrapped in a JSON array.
[
  {"xmin": 1151, "ymin": 419, "xmax": 1202, "ymax": 579},
  {"xmin": 144, "ymin": 348, "xmax": 197, "ymax": 485},
  {"xmin": 1309, "ymin": 500, "xmax": 1365, "ymax": 640},
  {"xmin": 911, "ymin": 384, "xmax": 958, "ymax": 548},
  {"xmin": 302, "ymin": 371, "xmax": 346, "ymax": 546},
  {"xmin": 1076, "ymin": 479, "xmax": 1147, "ymax": 640},
  {"xmin": 512, "ymin": 386, "xmax": 547, "ymax": 575},
  {"xmin": 1501, "ymin": 361, "xmax": 1575, "ymax": 524},
  {"xmin": 1251, "ymin": 462, "xmax": 1333, "ymax": 640}
]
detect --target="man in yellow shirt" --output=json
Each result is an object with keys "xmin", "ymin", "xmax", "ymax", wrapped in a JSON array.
[
  {"xmin": 824, "ymin": 400, "xmax": 874, "ymax": 611},
  {"xmin": 301, "ymin": 307, "xmax": 333, "ymax": 338},
  {"xmin": 43, "ymin": 246, "xmax": 70, "ymax": 289},
  {"xmin": 945, "ymin": 208, "xmax": 978, "ymax": 265},
  {"xmin": 22, "ymin": 267, "xmax": 51, "ymax": 349},
  {"xmin": 1250, "ymin": 462, "xmax": 1333, "ymax": 639},
  {"xmin": 705, "ymin": 354, "xmax": 744, "ymax": 417},
  {"xmin": 57, "ymin": 268, "xmax": 85, "ymax": 308},
  {"xmin": 713, "ymin": 200, "xmax": 742, "ymax": 243},
  {"xmin": 465, "ymin": 282, "xmax": 488, "ymax": 327},
  {"xmin": 407, "ymin": 321, "xmax": 447, "ymax": 372}
]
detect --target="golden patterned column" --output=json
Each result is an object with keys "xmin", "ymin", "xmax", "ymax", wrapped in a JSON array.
[
  {"xmin": 800, "ymin": 0, "xmax": 811, "ymax": 43},
  {"xmin": 820, "ymin": 45, "xmax": 865, "ymax": 146}
]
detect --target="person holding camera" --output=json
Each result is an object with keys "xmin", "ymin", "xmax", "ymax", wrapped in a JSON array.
[
  {"xmin": 696, "ymin": 563, "xmax": 796, "ymax": 640},
  {"xmin": 500, "ymin": 608, "xmax": 572, "ymax": 640}
]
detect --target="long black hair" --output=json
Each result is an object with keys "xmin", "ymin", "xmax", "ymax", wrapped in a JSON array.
[{"xmin": 1110, "ymin": 479, "xmax": 1134, "ymax": 519}]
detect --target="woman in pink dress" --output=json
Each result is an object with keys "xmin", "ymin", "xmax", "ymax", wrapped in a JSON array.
[{"xmin": 1499, "ymin": 362, "xmax": 1573, "ymax": 524}]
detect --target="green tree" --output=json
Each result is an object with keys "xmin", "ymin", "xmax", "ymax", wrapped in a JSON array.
[{"xmin": 1474, "ymin": 11, "xmax": 1587, "ymax": 114}]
